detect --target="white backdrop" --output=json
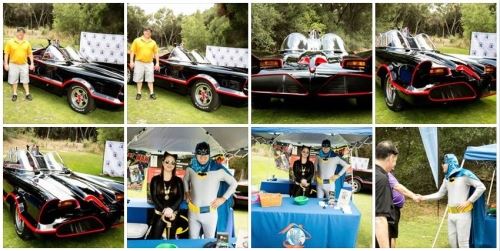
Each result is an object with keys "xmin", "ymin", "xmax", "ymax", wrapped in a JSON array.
[
  {"xmin": 206, "ymin": 45, "xmax": 248, "ymax": 69},
  {"xmin": 80, "ymin": 32, "xmax": 125, "ymax": 64},
  {"xmin": 470, "ymin": 32, "xmax": 497, "ymax": 58},
  {"xmin": 103, "ymin": 140, "xmax": 125, "ymax": 177}
]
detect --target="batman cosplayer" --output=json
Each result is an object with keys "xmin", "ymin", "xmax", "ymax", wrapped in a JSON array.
[
  {"xmin": 183, "ymin": 142, "xmax": 238, "ymax": 239},
  {"xmin": 314, "ymin": 139, "xmax": 350, "ymax": 199},
  {"xmin": 421, "ymin": 154, "xmax": 486, "ymax": 248}
]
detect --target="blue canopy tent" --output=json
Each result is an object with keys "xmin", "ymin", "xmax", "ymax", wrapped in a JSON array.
[{"xmin": 463, "ymin": 144, "xmax": 497, "ymax": 248}]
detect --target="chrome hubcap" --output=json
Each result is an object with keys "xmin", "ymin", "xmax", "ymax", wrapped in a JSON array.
[
  {"xmin": 385, "ymin": 78, "xmax": 396, "ymax": 105},
  {"xmin": 15, "ymin": 209, "xmax": 24, "ymax": 231},
  {"xmin": 195, "ymin": 83, "xmax": 212, "ymax": 106},
  {"xmin": 71, "ymin": 87, "xmax": 89, "ymax": 109}
]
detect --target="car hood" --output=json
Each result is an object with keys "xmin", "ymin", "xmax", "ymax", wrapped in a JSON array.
[
  {"xmin": 195, "ymin": 63, "xmax": 248, "ymax": 77},
  {"xmin": 25, "ymin": 171, "xmax": 122, "ymax": 203},
  {"xmin": 77, "ymin": 63, "xmax": 124, "ymax": 82}
]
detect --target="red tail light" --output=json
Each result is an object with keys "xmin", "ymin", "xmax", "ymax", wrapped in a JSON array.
[
  {"xmin": 430, "ymin": 67, "xmax": 451, "ymax": 76},
  {"xmin": 259, "ymin": 58, "xmax": 283, "ymax": 69}
]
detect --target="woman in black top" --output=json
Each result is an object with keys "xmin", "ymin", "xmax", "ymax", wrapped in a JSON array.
[
  {"xmin": 291, "ymin": 146, "xmax": 314, "ymax": 197},
  {"xmin": 148, "ymin": 152, "xmax": 184, "ymax": 239}
]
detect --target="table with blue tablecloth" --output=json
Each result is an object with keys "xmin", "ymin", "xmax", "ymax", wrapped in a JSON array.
[
  {"xmin": 251, "ymin": 197, "xmax": 361, "ymax": 248},
  {"xmin": 480, "ymin": 215, "xmax": 496, "ymax": 248},
  {"xmin": 260, "ymin": 179, "xmax": 352, "ymax": 199},
  {"xmin": 128, "ymin": 238, "xmax": 236, "ymax": 248}
]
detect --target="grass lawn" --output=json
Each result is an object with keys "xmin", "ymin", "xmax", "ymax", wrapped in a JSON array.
[
  {"xmin": 3, "ymin": 150, "xmax": 124, "ymax": 248},
  {"xmin": 127, "ymin": 171, "xmax": 248, "ymax": 238},
  {"xmin": 395, "ymin": 200, "xmax": 449, "ymax": 248},
  {"xmin": 251, "ymin": 155, "xmax": 373, "ymax": 248},
  {"xmin": 252, "ymin": 99, "xmax": 372, "ymax": 124},
  {"xmin": 375, "ymin": 85, "xmax": 496, "ymax": 124},
  {"xmin": 3, "ymin": 82, "xmax": 124, "ymax": 124},
  {"xmin": 437, "ymin": 46, "xmax": 469, "ymax": 55},
  {"xmin": 127, "ymin": 85, "xmax": 247, "ymax": 124}
]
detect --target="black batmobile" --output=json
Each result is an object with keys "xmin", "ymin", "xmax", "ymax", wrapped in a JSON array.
[
  {"xmin": 3, "ymin": 149, "xmax": 124, "ymax": 239},
  {"xmin": 376, "ymin": 30, "xmax": 496, "ymax": 111},
  {"xmin": 127, "ymin": 46, "xmax": 248, "ymax": 112},
  {"xmin": 252, "ymin": 31, "xmax": 372, "ymax": 107},
  {"xmin": 6, "ymin": 41, "xmax": 125, "ymax": 114}
]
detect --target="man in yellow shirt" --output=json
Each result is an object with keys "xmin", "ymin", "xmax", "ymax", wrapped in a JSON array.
[
  {"xmin": 4, "ymin": 27, "xmax": 35, "ymax": 101},
  {"xmin": 130, "ymin": 27, "xmax": 160, "ymax": 100}
]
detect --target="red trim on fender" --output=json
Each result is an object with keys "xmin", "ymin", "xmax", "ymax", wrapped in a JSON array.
[
  {"xmin": 427, "ymin": 82, "xmax": 477, "ymax": 102},
  {"xmin": 456, "ymin": 65, "xmax": 481, "ymax": 80},
  {"xmin": 377, "ymin": 64, "xmax": 429, "ymax": 96},
  {"xmin": 64, "ymin": 80, "xmax": 124, "ymax": 106},
  {"xmin": 84, "ymin": 195, "xmax": 110, "ymax": 213},
  {"xmin": 154, "ymin": 74, "xmax": 188, "ymax": 85},
  {"xmin": 4, "ymin": 192, "xmax": 57, "ymax": 234},
  {"xmin": 29, "ymin": 74, "xmax": 63, "ymax": 87},
  {"xmin": 37, "ymin": 199, "xmax": 59, "ymax": 223}
]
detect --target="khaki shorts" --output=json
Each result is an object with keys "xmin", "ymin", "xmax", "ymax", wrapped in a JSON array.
[
  {"xmin": 133, "ymin": 61, "xmax": 154, "ymax": 83},
  {"xmin": 7, "ymin": 63, "xmax": 29, "ymax": 85}
]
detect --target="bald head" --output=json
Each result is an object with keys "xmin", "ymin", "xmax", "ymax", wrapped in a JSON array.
[{"xmin": 376, "ymin": 140, "xmax": 398, "ymax": 160}]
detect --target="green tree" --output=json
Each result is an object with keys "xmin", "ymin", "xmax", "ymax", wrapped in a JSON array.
[
  {"xmin": 97, "ymin": 128, "xmax": 124, "ymax": 145},
  {"xmin": 127, "ymin": 5, "xmax": 149, "ymax": 42},
  {"xmin": 461, "ymin": 4, "xmax": 496, "ymax": 39},
  {"xmin": 180, "ymin": 12, "xmax": 210, "ymax": 52}
]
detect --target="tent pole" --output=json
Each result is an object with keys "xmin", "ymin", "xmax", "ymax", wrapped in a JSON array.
[
  {"xmin": 486, "ymin": 169, "xmax": 495, "ymax": 206},
  {"xmin": 432, "ymin": 206, "xmax": 448, "ymax": 248}
]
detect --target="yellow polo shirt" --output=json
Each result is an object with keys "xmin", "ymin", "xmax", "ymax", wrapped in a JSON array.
[
  {"xmin": 4, "ymin": 38, "xmax": 32, "ymax": 65},
  {"xmin": 130, "ymin": 37, "xmax": 159, "ymax": 63}
]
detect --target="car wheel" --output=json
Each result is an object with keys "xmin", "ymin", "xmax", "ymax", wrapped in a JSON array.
[
  {"xmin": 383, "ymin": 73, "xmax": 405, "ymax": 111},
  {"xmin": 11, "ymin": 202, "xmax": 34, "ymax": 240},
  {"xmin": 348, "ymin": 179, "xmax": 362, "ymax": 193},
  {"xmin": 67, "ymin": 84, "xmax": 96, "ymax": 114},
  {"xmin": 356, "ymin": 96, "xmax": 372, "ymax": 108},
  {"xmin": 190, "ymin": 80, "xmax": 221, "ymax": 112}
]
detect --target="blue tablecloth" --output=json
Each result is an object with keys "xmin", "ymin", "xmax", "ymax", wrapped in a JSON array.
[
  {"xmin": 251, "ymin": 197, "xmax": 361, "ymax": 248},
  {"xmin": 482, "ymin": 215, "xmax": 496, "ymax": 247},
  {"xmin": 260, "ymin": 179, "xmax": 352, "ymax": 199},
  {"xmin": 127, "ymin": 198, "xmax": 188, "ymax": 223},
  {"xmin": 128, "ymin": 238, "xmax": 236, "ymax": 248}
]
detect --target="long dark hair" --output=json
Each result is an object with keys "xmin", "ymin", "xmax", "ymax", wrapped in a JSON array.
[
  {"xmin": 299, "ymin": 145, "xmax": 311, "ymax": 163},
  {"xmin": 160, "ymin": 151, "xmax": 178, "ymax": 179}
]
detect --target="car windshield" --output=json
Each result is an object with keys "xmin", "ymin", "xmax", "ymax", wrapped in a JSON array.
[
  {"xmin": 281, "ymin": 33, "xmax": 308, "ymax": 53},
  {"xmin": 168, "ymin": 47, "xmax": 194, "ymax": 62},
  {"xmin": 380, "ymin": 30, "xmax": 410, "ymax": 49},
  {"xmin": 43, "ymin": 152, "xmax": 66, "ymax": 171},
  {"xmin": 190, "ymin": 50, "xmax": 210, "ymax": 64},
  {"xmin": 64, "ymin": 46, "xmax": 87, "ymax": 62},
  {"xmin": 320, "ymin": 33, "xmax": 347, "ymax": 53},
  {"xmin": 415, "ymin": 34, "xmax": 436, "ymax": 51},
  {"xmin": 43, "ymin": 45, "xmax": 67, "ymax": 61}
]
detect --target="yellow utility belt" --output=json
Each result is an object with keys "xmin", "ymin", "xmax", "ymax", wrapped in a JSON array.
[
  {"xmin": 316, "ymin": 176, "xmax": 333, "ymax": 185},
  {"xmin": 448, "ymin": 204, "xmax": 473, "ymax": 214},
  {"xmin": 188, "ymin": 201, "xmax": 214, "ymax": 214}
]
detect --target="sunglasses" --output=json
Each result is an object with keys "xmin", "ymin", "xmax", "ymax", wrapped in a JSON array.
[{"xmin": 164, "ymin": 161, "xmax": 176, "ymax": 165}]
